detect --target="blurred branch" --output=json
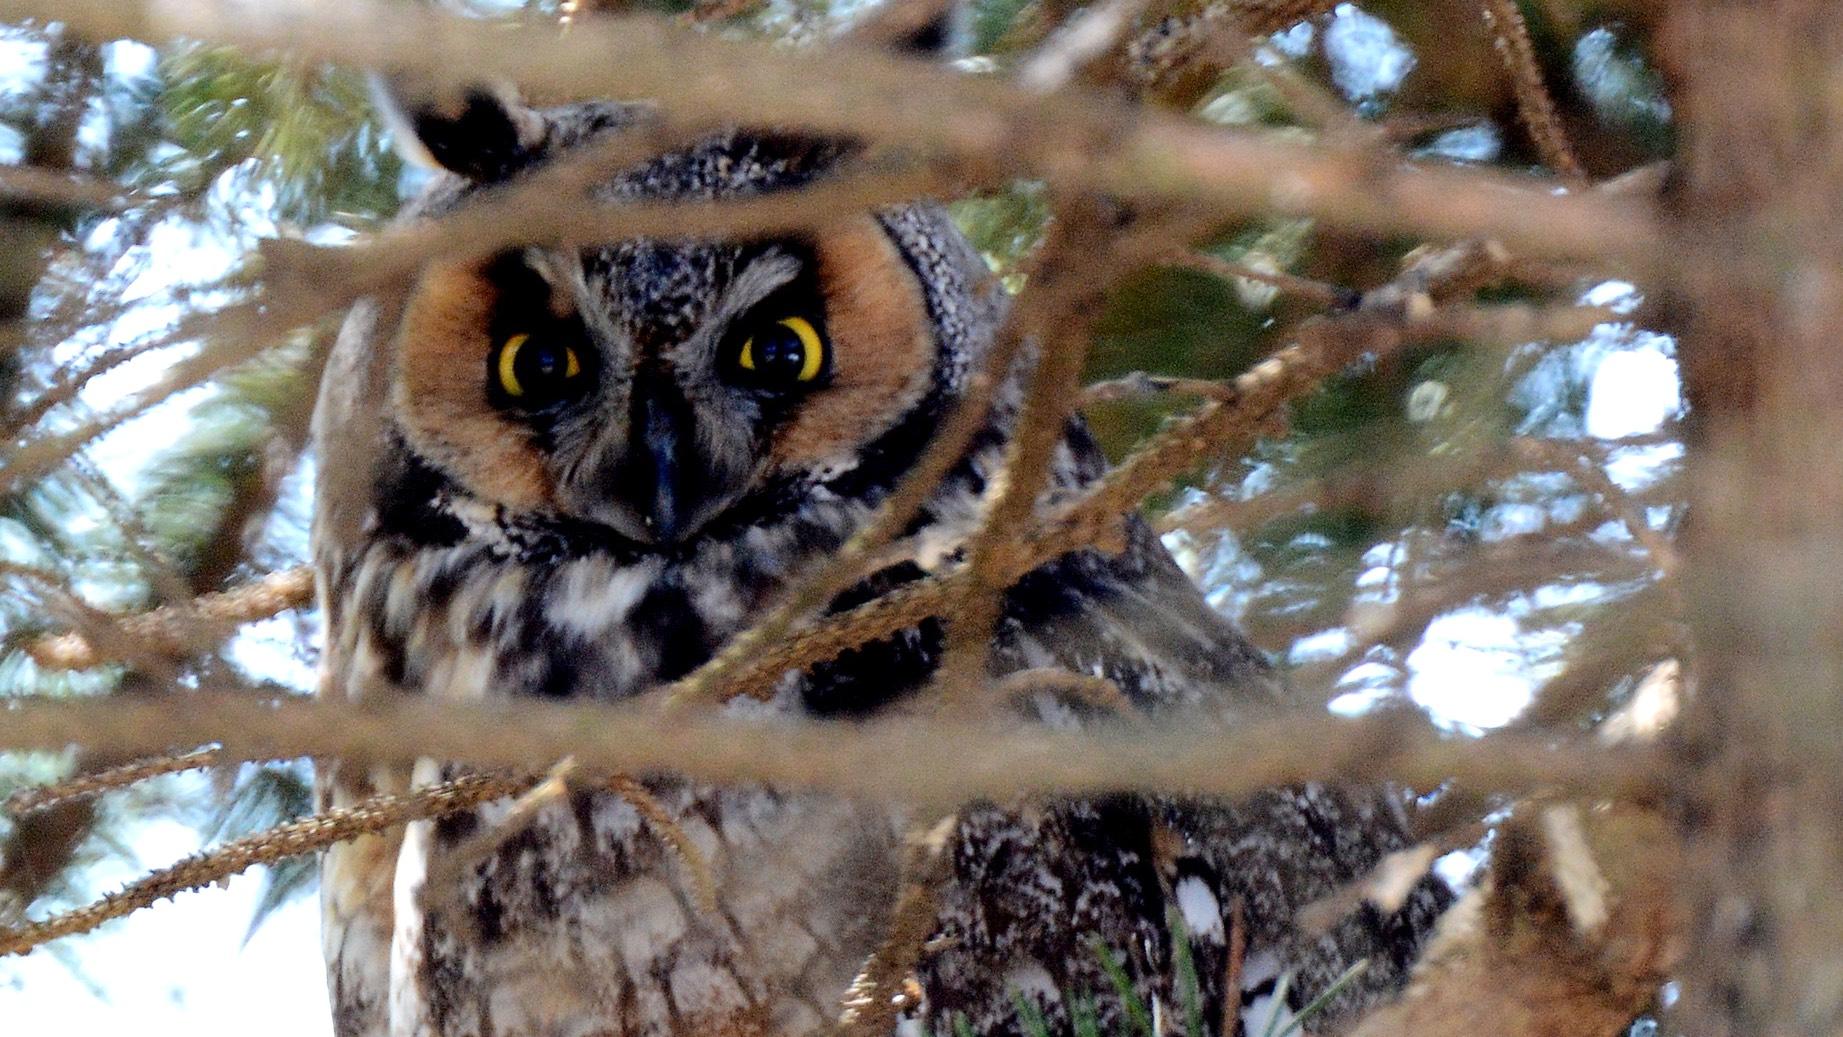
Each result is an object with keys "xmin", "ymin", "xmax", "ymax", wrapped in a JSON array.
[
  {"xmin": 1291, "ymin": 540, "xmax": 1657, "ymax": 697},
  {"xmin": 1515, "ymin": 583, "xmax": 1682, "ymax": 731},
  {"xmin": 836, "ymin": 814, "xmax": 957, "ymax": 1036},
  {"xmin": 936, "ymin": 195, "xmax": 1118, "ymax": 700},
  {"xmin": 16, "ymin": 0, "xmax": 1664, "ymax": 263},
  {"xmin": 1162, "ymin": 249, "xmax": 1353, "ymax": 308},
  {"xmin": 1082, "ymin": 370, "xmax": 1242, "ymax": 405},
  {"xmin": 1349, "ymin": 806, "xmax": 1680, "ymax": 1037},
  {"xmin": 0, "ymin": 165, "xmax": 129, "ymax": 212},
  {"xmin": 839, "ymin": 0, "xmax": 956, "ymax": 49},
  {"xmin": 1017, "ymin": 0, "xmax": 1150, "ymax": 94},
  {"xmin": 0, "ymin": 692, "xmax": 1664, "ymax": 808},
  {"xmin": 1510, "ymin": 437, "xmax": 1680, "ymax": 579},
  {"xmin": 0, "ymin": 301, "xmax": 293, "ymax": 495},
  {"xmin": 1127, "ymin": 0, "xmax": 1345, "ymax": 103},
  {"xmin": 1668, "ymin": 5, "xmax": 1843, "ymax": 1031},
  {"xmin": 691, "ymin": 299, "xmax": 1595, "ymax": 707}
]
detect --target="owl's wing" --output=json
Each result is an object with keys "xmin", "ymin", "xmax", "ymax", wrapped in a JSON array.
[
  {"xmin": 317, "ymin": 759, "xmax": 408, "ymax": 1037},
  {"xmin": 914, "ymin": 431, "xmax": 1446, "ymax": 1036},
  {"xmin": 994, "ymin": 512, "xmax": 1284, "ymax": 715},
  {"xmin": 922, "ymin": 786, "xmax": 1448, "ymax": 1037},
  {"xmin": 311, "ymin": 297, "xmax": 412, "ymax": 1037}
]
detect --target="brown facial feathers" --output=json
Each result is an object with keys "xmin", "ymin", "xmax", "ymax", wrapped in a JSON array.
[
  {"xmin": 771, "ymin": 218, "xmax": 935, "ymax": 470},
  {"xmin": 394, "ymin": 258, "xmax": 557, "ymax": 510}
]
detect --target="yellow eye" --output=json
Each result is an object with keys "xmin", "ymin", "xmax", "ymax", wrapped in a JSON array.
[
  {"xmin": 496, "ymin": 332, "xmax": 582, "ymax": 401},
  {"xmin": 736, "ymin": 316, "xmax": 826, "ymax": 385}
]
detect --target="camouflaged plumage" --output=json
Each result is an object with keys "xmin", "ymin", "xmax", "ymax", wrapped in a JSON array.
[{"xmin": 312, "ymin": 91, "xmax": 1444, "ymax": 1037}]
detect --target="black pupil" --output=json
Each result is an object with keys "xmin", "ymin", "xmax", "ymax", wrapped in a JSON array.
[
  {"xmin": 517, "ymin": 339, "xmax": 569, "ymax": 392},
  {"xmin": 753, "ymin": 323, "xmax": 806, "ymax": 380}
]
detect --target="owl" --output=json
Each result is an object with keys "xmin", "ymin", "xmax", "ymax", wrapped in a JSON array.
[{"xmin": 310, "ymin": 86, "xmax": 1446, "ymax": 1037}]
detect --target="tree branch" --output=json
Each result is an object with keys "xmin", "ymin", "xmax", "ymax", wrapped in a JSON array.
[
  {"xmin": 12, "ymin": 0, "xmax": 1664, "ymax": 263},
  {"xmin": 0, "ymin": 692, "xmax": 1662, "ymax": 808}
]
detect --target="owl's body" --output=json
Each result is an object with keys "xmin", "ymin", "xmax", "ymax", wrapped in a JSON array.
[{"xmin": 313, "ymin": 93, "xmax": 1442, "ymax": 1037}]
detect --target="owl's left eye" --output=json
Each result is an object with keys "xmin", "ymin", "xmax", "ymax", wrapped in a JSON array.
[
  {"xmin": 728, "ymin": 315, "xmax": 827, "ymax": 389},
  {"xmin": 495, "ymin": 332, "xmax": 584, "ymax": 405}
]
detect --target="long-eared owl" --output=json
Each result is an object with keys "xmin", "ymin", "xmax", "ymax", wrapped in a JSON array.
[{"xmin": 311, "ymin": 85, "xmax": 1446, "ymax": 1037}]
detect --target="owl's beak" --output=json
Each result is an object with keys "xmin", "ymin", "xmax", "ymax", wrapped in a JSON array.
[{"xmin": 597, "ymin": 374, "xmax": 715, "ymax": 545}]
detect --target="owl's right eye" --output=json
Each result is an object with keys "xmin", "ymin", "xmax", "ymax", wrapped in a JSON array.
[{"xmin": 494, "ymin": 332, "xmax": 584, "ymax": 406}]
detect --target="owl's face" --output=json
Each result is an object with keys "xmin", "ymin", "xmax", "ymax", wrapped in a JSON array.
[
  {"xmin": 396, "ymin": 221, "xmax": 936, "ymax": 545},
  {"xmin": 382, "ymin": 97, "xmax": 970, "ymax": 548}
]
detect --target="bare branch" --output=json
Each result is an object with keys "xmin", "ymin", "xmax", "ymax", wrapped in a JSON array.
[
  {"xmin": 0, "ymin": 771, "xmax": 522, "ymax": 958},
  {"xmin": 0, "ymin": 692, "xmax": 1664, "ymax": 808},
  {"xmin": 25, "ymin": 566, "xmax": 314, "ymax": 671},
  {"xmin": 836, "ymin": 815, "xmax": 957, "ymax": 1037},
  {"xmin": 1163, "ymin": 249, "xmax": 1353, "ymax": 308},
  {"xmin": 0, "ymin": 164, "xmax": 129, "ymax": 211},
  {"xmin": 17, "ymin": 0, "xmax": 1664, "ymax": 263},
  {"xmin": 3, "ymin": 747, "xmax": 221, "ymax": 817},
  {"xmin": 1479, "ymin": 0, "xmax": 1587, "ymax": 181}
]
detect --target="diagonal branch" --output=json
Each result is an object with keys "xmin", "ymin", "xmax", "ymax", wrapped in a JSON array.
[{"xmin": 1479, "ymin": 0, "xmax": 1586, "ymax": 181}]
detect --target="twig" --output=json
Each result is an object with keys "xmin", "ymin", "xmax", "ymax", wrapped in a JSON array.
[
  {"xmin": 935, "ymin": 195, "xmax": 1117, "ymax": 705},
  {"xmin": 417, "ymin": 759, "xmax": 579, "ymax": 918},
  {"xmin": 3, "ymin": 747, "xmax": 222, "ymax": 817},
  {"xmin": 840, "ymin": 0, "xmax": 957, "ymax": 50},
  {"xmin": 1081, "ymin": 371, "xmax": 1243, "ymax": 405},
  {"xmin": 666, "ymin": 201, "xmax": 1207, "ymax": 716},
  {"xmin": 4, "ymin": 304, "xmax": 204, "ymax": 441},
  {"xmin": 1222, "ymin": 896, "xmax": 1247, "ymax": 1037},
  {"xmin": 1163, "ymin": 250, "xmax": 1352, "ymax": 308},
  {"xmin": 660, "ymin": 179, "xmax": 1039, "ymax": 713},
  {"xmin": 0, "ymin": 761, "xmax": 730, "ymax": 958},
  {"xmin": 0, "ymin": 562, "xmax": 180, "ymax": 679},
  {"xmin": 0, "ymin": 771, "xmax": 522, "ymax": 958},
  {"xmin": 604, "ymin": 775, "xmax": 720, "ymax": 913},
  {"xmin": 1191, "ymin": 12, "xmax": 1371, "ymax": 140},
  {"xmin": 0, "ymin": 164, "xmax": 128, "ymax": 211},
  {"xmin": 995, "ymin": 668, "xmax": 1137, "ymax": 717},
  {"xmin": 1290, "ymin": 540, "xmax": 1654, "ymax": 698},
  {"xmin": 1514, "ymin": 583, "xmax": 1681, "ymax": 732},
  {"xmin": 688, "ymin": 301, "xmax": 1601, "ymax": 711},
  {"xmin": 1479, "ymin": 0, "xmax": 1586, "ymax": 181},
  {"xmin": 25, "ymin": 566, "xmax": 314, "ymax": 671},
  {"xmin": 1129, "ymin": 0, "xmax": 1346, "ymax": 95},
  {"xmin": 1510, "ymin": 438, "xmax": 1680, "ymax": 578},
  {"xmin": 0, "ymin": 300, "xmax": 304, "ymax": 497},
  {"xmin": 836, "ymin": 814, "xmax": 957, "ymax": 1036},
  {"xmin": 1017, "ymin": 0, "xmax": 1150, "ymax": 94}
]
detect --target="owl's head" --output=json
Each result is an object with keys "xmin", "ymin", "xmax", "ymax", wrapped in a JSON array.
[{"xmin": 369, "ymin": 88, "xmax": 999, "ymax": 548}]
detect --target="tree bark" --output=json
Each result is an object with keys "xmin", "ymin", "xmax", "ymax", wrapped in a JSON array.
[{"xmin": 1668, "ymin": 3, "xmax": 1843, "ymax": 1033}]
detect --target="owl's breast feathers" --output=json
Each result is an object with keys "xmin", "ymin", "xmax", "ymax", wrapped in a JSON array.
[{"xmin": 316, "ymin": 419, "xmax": 1443, "ymax": 1037}]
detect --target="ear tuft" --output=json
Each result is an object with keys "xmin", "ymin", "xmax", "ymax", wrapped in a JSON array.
[{"xmin": 369, "ymin": 75, "xmax": 547, "ymax": 182}]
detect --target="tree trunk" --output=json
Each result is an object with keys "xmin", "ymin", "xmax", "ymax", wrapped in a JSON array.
[{"xmin": 1668, "ymin": 3, "xmax": 1843, "ymax": 1033}]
